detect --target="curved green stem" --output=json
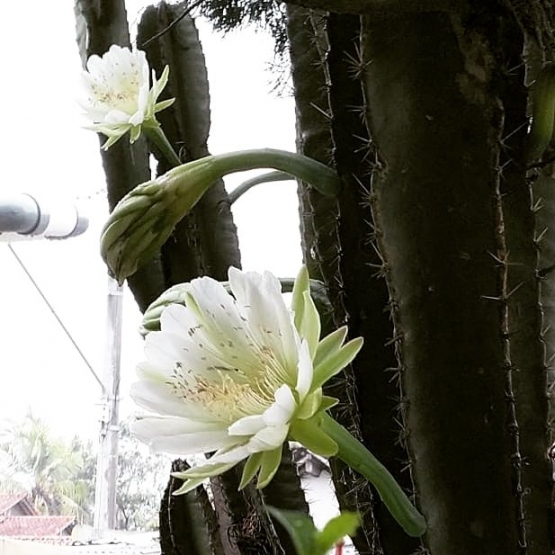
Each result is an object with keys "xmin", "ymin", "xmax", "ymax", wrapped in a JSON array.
[
  {"xmin": 229, "ymin": 171, "xmax": 292, "ymax": 204},
  {"xmin": 214, "ymin": 149, "xmax": 340, "ymax": 197},
  {"xmin": 321, "ymin": 413, "xmax": 427, "ymax": 537},
  {"xmin": 144, "ymin": 125, "xmax": 182, "ymax": 167}
]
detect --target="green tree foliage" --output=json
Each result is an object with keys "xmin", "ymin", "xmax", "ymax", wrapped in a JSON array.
[
  {"xmin": 114, "ymin": 421, "xmax": 171, "ymax": 531},
  {"xmin": 195, "ymin": 0, "xmax": 288, "ymax": 57},
  {"xmin": 0, "ymin": 416, "xmax": 170, "ymax": 531},
  {"xmin": 0, "ymin": 414, "xmax": 91, "ymax": 522}
]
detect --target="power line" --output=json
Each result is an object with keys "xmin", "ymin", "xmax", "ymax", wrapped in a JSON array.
[{"xmin": 7, "ymin": 244, "xmax": 106, "ymax": 395}]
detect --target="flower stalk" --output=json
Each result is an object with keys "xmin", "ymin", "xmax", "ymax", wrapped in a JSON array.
[
  {"xmin": 321, "ymin": 413, "xmax": 426, "ymax": 537},
  {"xmin": 144, "ymin": 125, "xmax": 182, "ymax": 167},
  {"xmin": 210, "ymin": 149, "xmax": 341, "ymax": 196}
]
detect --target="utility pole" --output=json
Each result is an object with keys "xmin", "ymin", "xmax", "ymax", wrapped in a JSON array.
[
  {"xmin": 94, "ymin": 277, "xmax": 123, "ymax": 531},
  {"xmin": 3, "ymin": 196, "xmax": 123, "ymax": 530}
]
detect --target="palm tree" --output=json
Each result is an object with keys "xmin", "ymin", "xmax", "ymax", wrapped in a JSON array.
[{"xmin": 0, "ymin": 414, "xmax": 92, "ymax": 522}]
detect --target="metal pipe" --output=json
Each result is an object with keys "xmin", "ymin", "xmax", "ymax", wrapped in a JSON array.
[{"xmin": 0, "ymin": 193, "xmax": 88, "ymax": 241}]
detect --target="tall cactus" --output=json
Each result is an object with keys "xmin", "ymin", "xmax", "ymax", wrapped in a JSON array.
[
  {"xmin": 358, "ymin": 7, "xmax": 553, "ymax": 554},
  {"xmin": 76, "ymin": 0, "xmax": 555, "ymax": 554}
]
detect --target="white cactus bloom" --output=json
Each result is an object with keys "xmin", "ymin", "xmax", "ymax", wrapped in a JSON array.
[
  {"xmin": 131, "ymin": 267, "xmax": 363, "ymax": 494},
  {"xmin": 80, "ymin": 45, "xmax": 174, "ymax": 149}
]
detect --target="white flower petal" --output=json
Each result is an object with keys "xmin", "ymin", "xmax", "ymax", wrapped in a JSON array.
[
  {"xmin": 144, "ymin": 331, "xmax": 184, "ymax": 370},
  {"xmin": 228, "ymin": 415, "xmax": 266, "ymax": 436},
  {"xmin": 228, "ymin": 267, "xmax": 298, "ymax": 374},
  {"xmin": 295, "ymin": 340, "xmax": 314, "ymax": 400},
  {"xmin": 207, "ymin": 444, "xmax": 251, "ymax": 465},
  {"xmin": 131, "ymin": 416, "xmax": 236, "ymax": 455},
  {"xmin": 185, "ymin": 275, "xmax": 275, "ymax": 377},
  {"xmin": 133, "ymin": 414, "xmax": 225, "ymax": 434},
  {"xmin": 105, "ymin": 109, "xmax": 135, "ymax": 124},
  {"xmin": 262, "ymin": 385, "xmax": 296, "ymax": 426},
  {"xmin": 247, "ymin": 425, "xmax": 289, "ymax": 453},
  {"xmin": 188, "ymin": 276, "xmax": 251, "ymax": 346},
  {"xmin": 130, "ymin": 381, "xmax": 213, "ymax": 421},
  {"xmin": 129, "ymin": 110, "xmax": 145, "ymax": 126},
  {"xmin": 159, "ymin": 303, "xmax": 196, "ymax": 337}
]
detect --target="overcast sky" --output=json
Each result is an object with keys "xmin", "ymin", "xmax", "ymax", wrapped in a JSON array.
[{"xmin": 0, "ymin": 1, "xmax": 300, "ymax": 440}]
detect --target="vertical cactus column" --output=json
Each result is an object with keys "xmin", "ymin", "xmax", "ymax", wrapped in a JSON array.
[
  {"xmin": 288, "ymin": 5, "xmax": 422, "ymax": 553},
  {"xmin": 360, "ymin": 8, "xmax": 553, "ymax": 554},
  {"xmin": 75, "ymin": 0, "xmax": 166, "ymax": 312},
  {"xmin": 286, "ymin": 8, "xmax": 379, "ymax": 554}
]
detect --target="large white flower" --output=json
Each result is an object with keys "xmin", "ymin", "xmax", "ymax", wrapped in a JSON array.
[
  {"xmin": 131, "ymin": 267, "xmax": 363, "ymax": 494},
  {"xmin": 80, "ymin": 45, "xmax": 174, "ymax": 149}
]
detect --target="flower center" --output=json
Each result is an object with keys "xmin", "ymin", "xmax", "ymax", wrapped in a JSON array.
[
  {"xmin": 92, "ymin": 85, "xmax": 139, "ymax": 114},
  {"xmin": 169, "ymin": 360, "xmax": 284, "ymax": 424},
  {"xmin": 188, "ymin": 374, "xmax": 250, "ymax": 422},
  {"xmin": 90, "ymin": 66, "xmax": 143, "ymax": 115}
]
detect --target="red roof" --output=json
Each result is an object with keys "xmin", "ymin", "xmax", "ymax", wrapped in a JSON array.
[
  {"xmin": 0, "ymin": 492, "xmax": 29, "ymax": 514},
  {"xmin": 0, "ymin": 515, "xmax": 75, "ymax": 537}
]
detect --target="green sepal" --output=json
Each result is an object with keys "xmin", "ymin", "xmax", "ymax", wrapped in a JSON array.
[
  {"xmin": 172, "ymin": 476, "xmax": 206, "ymax": 496},
  {"xmin": 290, "ymin": 417, "xmax": 338, "ymax": 458},
  {"xmin": 257, "ymin": 446, "xmax": 283, "ymax": 488},
  {"xmin": 292, "ymin": 266, "xmax": 310, "ymax": 331},
  {"xmin": 155, "ymin": 98, "xmax": 176, "ymax": 113},
  {"xmin": 314, "ymin": 327, "xmax": 348, "ymax": 368},
  {"xmin": 171, "ymin": 461, "xmax": 236, "ymax": 479},
  {"xmin": 319, "ymin": 395, "xmax": 339, "ymax": 412},
  {"xmin": 151, "ymin": 65, "xmax": 170, "ymax": 100},
  {"xmin": 300, "ymin": 290, "xmax": 321, "ymax": 358},
  {"xmin": 296, "ymin": 389, "xmax": 323, "ymax": 420},
  {"xmin": 313, "ymin": 337, "xmax": 363, "ymax": 390},
  {"xmin": 129, "ymin": 125, "xmax": 141, "ymax": 143},
  {"xmin": 316, "ymin": 512, "xmax": 360, "ymax": 554},
  {"xmin": 239, "ymin": 452, "xmax": 263, "ymax": 490}
]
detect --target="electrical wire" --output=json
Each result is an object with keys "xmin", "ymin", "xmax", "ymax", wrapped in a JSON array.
[{"xmin": 7, "ymin": 244, "xmax": 106, "ymax": 395}]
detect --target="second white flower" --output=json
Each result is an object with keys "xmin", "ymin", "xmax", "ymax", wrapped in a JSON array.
[{"xmin": 131, "ymin": 266, "xmax": 363, "ymax": 493}]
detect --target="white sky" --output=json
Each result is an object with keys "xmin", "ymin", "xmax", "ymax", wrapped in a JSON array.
[{"xmin": 0, "ymin": 1, "xmax": 300, "ymax": 440}]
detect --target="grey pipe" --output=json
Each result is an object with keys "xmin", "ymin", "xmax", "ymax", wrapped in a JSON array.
[{"xmin": 0, "ymin": 193, "xmax": 88, "ymax": 240}]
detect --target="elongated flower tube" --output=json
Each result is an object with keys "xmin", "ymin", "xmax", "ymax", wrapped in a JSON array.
[
  {"xmin": 100, "ymin": 150, "xmax": 342, "ymax": 283},
  {"xmin": 130, "ymin": 267, "xmax": 427, "ymax": 537},
  {"xmin": 79, "ymin": 45, "xmax": 174, "ymax": 149}
]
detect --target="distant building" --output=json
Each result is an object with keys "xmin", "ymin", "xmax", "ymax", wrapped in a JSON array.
[
  {"xmin": 0, "ymin": 492, "xmax": 75, "ymax": 543},
  {"xmin": 0, "ymin": 493, "xmax": 35, "ymax": 517},
  {"xmin": 0, "ymin": 494, "xmax": 160, "ymax": 553}
]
